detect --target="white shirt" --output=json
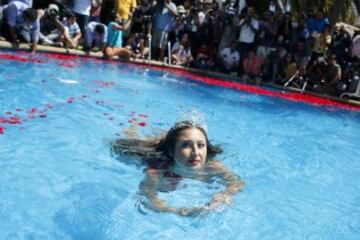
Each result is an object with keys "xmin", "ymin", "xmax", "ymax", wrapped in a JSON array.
[
  {"xmin": 220, "ymin": 47, "xmax": 240, "ymax": 68},
  {"xmin": 238, "ymin": 18, "xmax": 259, "ymax": 43},
  {"xmin": 172, "ymin": 42, "xmax": 192, "ymax": 61},
  {"xmin": 85, "ymin": 21, "xmax": 108, "ymax": 48},
  {"xmin": 73, "ymin": 0, "xmax": 92, "ymax": 16}
]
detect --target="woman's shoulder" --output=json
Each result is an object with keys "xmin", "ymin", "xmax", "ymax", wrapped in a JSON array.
[{"xmin": 206, "ymin": 159, "xmax": 226, "ymax": 172}]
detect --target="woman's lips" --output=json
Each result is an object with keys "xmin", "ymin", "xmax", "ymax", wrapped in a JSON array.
[{"xmin": 189, "ymin": 159, "xmax": 201, "ymax": 166}]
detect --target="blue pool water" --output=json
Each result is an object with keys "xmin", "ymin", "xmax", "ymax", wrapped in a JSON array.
[{"xmin": 0, "ymin": 51, "xmax": 360, "ymax": 239}]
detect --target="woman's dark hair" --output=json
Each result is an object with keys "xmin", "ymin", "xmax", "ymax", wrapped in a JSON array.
[
  {"xmin": 112, "ymin": 121, "xmax": 223, "ymax": 166},
  {"xmin": 155, "ymin": 121, "xmax": 223, "ymax": 161}
]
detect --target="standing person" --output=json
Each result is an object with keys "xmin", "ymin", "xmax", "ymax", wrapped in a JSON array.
[
  {"xmin": 150, "ymin": 0, "xmax": 177, "ymax": 61},
  {"xmin": 234, "ymin": 7, "xmax": 258, "ymax": 57},
  {"xmin": 116, "ymin": 0, "xmax": 136, "ymax": 21},
  {"xmin": 9, "ymin": 0, "xmax": 32, "ymax": 7},
  {"xmin": 100, "ymin": 0, "xmax": 117, "ymax": 25},
  {"xmin": 257, "ymin": 10, "xmax": 278, "ymax": 59},
  {"xmin": 72, "ymin": 0, "xmax": 92, "ymax": 35},
  {"xmin": 111, "ymin": 120, "xmax": 244, "ymax": 216},
  {"xmin": 311, "ymin": 24, "xmax": 332, "ymax": 63},
  {"xmin": 307, "ymin": 10, "xmax": 330, "ymax": 36}
]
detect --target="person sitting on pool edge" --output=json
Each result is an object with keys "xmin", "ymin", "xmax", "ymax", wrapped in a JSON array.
[
  {"xmin": 103, "ymin": 12, "xmax": 132, "ymax": 61},
  {"xmin": 111, "ymin": 120, "xmax": 244, "ymax": 216}
]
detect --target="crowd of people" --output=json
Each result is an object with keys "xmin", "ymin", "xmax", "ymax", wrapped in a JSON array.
[{"xmin": 0, "ymin": 0, "xmax": 359, "ymax": 97}]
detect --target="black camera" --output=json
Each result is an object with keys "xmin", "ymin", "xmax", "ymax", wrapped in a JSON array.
[{"xmin": 143, "ymin": 15, "xmax": 151, "ymax": 23}]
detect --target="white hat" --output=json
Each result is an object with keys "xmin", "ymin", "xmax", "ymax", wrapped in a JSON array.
[{"xmin": 48, "ymin": 4, "xmax": 59, "ymax": 13}]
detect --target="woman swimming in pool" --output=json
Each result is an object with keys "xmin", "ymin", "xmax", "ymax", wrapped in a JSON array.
[{"xmin": 111, "ymin": 120, "xmax": 244, "ymax": 216}]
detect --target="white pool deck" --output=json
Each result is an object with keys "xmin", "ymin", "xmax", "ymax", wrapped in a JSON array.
[{"xmin": 1, "ymin": 40, "xmax": 359, "ymax": 108}]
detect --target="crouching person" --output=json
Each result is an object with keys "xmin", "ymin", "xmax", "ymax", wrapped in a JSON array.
[
  {"xmin": 84, "ymin": 21, "xmax": 107, "ymax": 53},
  {"xmin": 103, "ymin": 13, "xmax": 132, "ymax": 61},
  {"xmin": 2, "ymin": 1, "xmax": 43, "ymax": 53},
  {"xmin": 60, "ymin": 13, "xmax": 82, "ymax": 49}
]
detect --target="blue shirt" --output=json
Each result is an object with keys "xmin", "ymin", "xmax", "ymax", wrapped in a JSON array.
[
  {"xmin": 107, "ymin": 22, "xmax": 123, "ymax": 47},
  {"xmin": 153, "ymin": 2, "xmax": 177, "ymax": 32},
  {"xmin": 10, "ymin": 0, "xmax": 32, "ymax": 7},
  {"xmin": 307, "ymin": 17, "xmax": 330, "ymax": 34},
  {"xmin": 5, "ymin": 1, "xmax": 40, "ymax": 41}
]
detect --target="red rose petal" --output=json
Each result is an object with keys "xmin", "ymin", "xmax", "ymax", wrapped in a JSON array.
[
  {"xmin": 29, "ymin": 108, "xmax": 39, "ymax": 114},
  {"xmin": 138, "ymin": 114, "xmax": 148, "ymax": 118},
  {"xmin": 5, "ymin": 112, "xmax": 12, "ymax": 115},
  {"xmin": 0, "ymin": 118, "xmax": 7, "ymax": 123},
  {"xmin": 9, "ymin": 116, "xmax": 21, "ymax": 124},
  {"xmin": 138, "ymin": 122, "xmax": 146, "ymax": 127},
  {"xmin": 16, "ymin": 108, "xmax": 22, "ymax": 112},
  {"xmin": 0, "ymin": 126, "xmax": 5, "ymax": 134}
]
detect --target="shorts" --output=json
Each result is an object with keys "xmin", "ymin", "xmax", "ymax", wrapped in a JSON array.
[{"xmin": 152, "ymin": 30, "xmax": 168, "ymax": 49}]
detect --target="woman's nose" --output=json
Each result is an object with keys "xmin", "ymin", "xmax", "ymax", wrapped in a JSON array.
[{"xmin": 191, "ymin": 145, "xmax": 199, "ymax": 156}]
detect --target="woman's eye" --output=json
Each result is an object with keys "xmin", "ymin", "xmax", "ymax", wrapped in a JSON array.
[
  {"xmin": 198, "ymin": 143, "xmax": 206, "ymax": 148},
  {"xmin": 182, "ymin": 142, "xmax": 191, "ymax": 148}
]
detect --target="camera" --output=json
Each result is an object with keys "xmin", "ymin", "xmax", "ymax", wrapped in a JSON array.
[{"xmin": 143, "ymin": 15, "xmax": 151, "ymax": 23}]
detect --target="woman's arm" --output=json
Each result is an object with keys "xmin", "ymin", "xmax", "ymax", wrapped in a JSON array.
[
  {"xmin": 205, "ymin": 160, "xmax": 244, "ymax": 209},
  {"xmin": 139, "ymin": 169, "xmax": 204, "ymax": 216},
  {"xmin": 139, "ymin": 169, "xmax": 176, "ymax": 213}
]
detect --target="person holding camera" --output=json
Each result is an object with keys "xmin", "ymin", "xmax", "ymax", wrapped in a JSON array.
[{"xmin": 234, "ymin": 7, "xmax": 258, "ymax": 57}]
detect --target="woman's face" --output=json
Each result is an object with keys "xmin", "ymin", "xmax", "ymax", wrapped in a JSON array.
[{"xmin": 172, "ymin": 128, "xmax": 208, "ymax": 169}]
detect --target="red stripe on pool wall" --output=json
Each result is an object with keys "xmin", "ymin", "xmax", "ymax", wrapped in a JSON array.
[{"xmin": 131, "ymin": 63, "xmax": 360, "ymax": 112}]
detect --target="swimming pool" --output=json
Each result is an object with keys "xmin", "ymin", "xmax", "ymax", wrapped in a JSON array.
[{"xmin": 0, "ymin": 51, "xmax": 360, "ymax": 239}]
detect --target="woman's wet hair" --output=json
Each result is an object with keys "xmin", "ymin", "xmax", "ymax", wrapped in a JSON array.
[
  {"xmin": 112, "ymin": 120, "xmax": 223, "ymax": 165},
  {"xmin": 155, "ymin": 121, "xmax": 223, "ymax": 162}
]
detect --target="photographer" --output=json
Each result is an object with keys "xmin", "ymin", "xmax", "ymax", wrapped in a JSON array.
[
  {"xmin": 218, "ymin": 0, "xmax": 237, "ymax": 54},
  {"xmin": 168, "ymin": 5, "xmax": 186, "ymax": 44},
  {"xmin": 234, "ymin": 7, "xmax": 258, "ymax": 57}
]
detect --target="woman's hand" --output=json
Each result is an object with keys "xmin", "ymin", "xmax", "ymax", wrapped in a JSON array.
[
  {"xmin": 176, "ymin": 207, "xmax": 204, "ymax": 217},
  {"xmin": 205, "ymin": 192, "xmax": 232, "ymax": 210}
]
